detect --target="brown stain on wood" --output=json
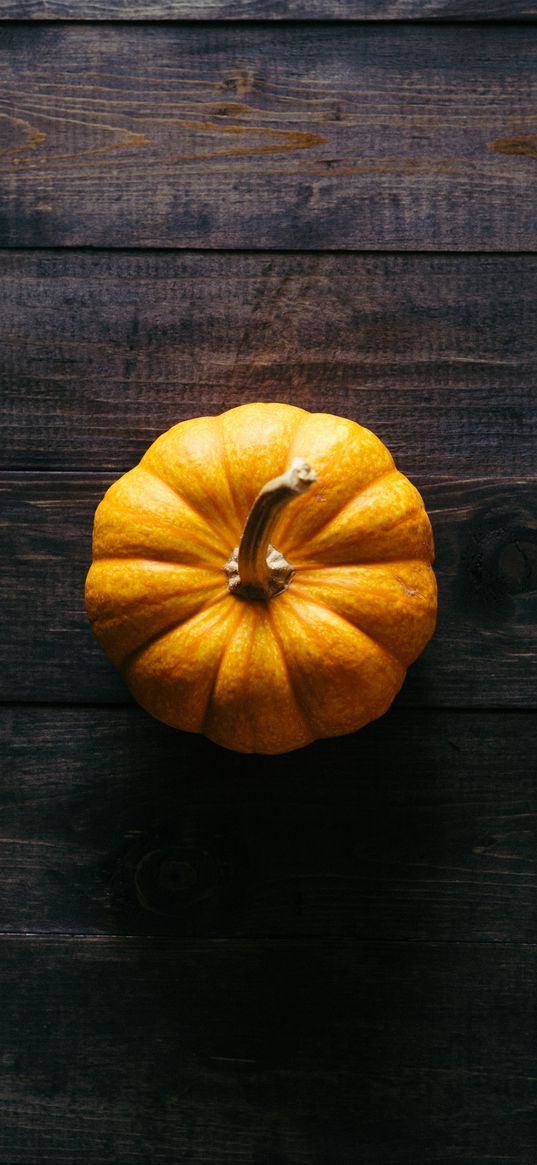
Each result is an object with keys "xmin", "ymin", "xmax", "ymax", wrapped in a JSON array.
[
  {"xmin": 43, "ymin": 130, "xmax": 149, "ymax": 166},
  {"xmin": 155, "ymin": 116, "xmax": 326, "ymax": 162},
  {"xmin": 0, "ymin": 114, "xmax": 46, "ymax": 164},
  {"xmin": 491, "ymin": 133, "xmax": 537, "ymax": 159},
  {"xmin": 0, "ymin": 106, "xmax": 149, "ymax": 167},
  {"xmin": 1, "ymin": 103, "xmax": 325, "ymax": 168}
]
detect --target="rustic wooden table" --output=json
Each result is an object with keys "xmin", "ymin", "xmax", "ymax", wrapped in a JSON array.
[{"xmin": 1, "ymin": 3, "xmax": 536, "ymax": 1163}]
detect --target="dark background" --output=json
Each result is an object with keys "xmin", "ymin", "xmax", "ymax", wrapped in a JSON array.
[{"xmin": 1, "ymin": 2, "xmax": 536, "ymax": 1163}]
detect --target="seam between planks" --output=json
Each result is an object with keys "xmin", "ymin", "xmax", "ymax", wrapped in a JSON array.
[
  {"xmin": 1, "ymin": 17, "xmax": 537, "ymax": 26},
  {"xmin": 0, "ymin": 933, "xmax": 534, "ymax": 945},
  {"xmin": 2, "ymin": 247, "xmax": 537, "ymax": 258}
]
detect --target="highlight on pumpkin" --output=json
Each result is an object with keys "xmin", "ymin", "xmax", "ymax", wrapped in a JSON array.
[{"xmin": 85, "ymin": 402, "xmax": 437, "ymax": 754}]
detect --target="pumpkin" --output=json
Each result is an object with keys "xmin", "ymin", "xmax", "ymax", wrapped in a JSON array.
[{"xmin": 85, "ymin": 403, "xmax": 437, "ymax": 754}]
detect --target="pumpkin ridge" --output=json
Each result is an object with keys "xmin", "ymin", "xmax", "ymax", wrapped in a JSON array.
[
  {"xmin": 292, "ymin": 502, "xmax": 432, "ymax": 569},
  {"xmin": 120, "ymin": 594, "xmax": 230, "ymax": 675},
  {"xmin": 91, "ymin": 548, "xmax": 223, "ymax": 568},
  {"xmin": 214, "ymin": 411, "xmax": 246, "ymax": 535},
  {"xmin": 283, "ymin": 592, "xmax": 407, "ymax": 674},
  {"xmin": 201, "ymin": 601, "xmax": 246, "ymax": 739},
  {"xmin": 217, "ymin": 404, "xmax": 308, "ymax": 541},
  {"xmin": 293, "ymin": 560, "xmax": 435, "ymax": 590},
  {"xmin": 284, "ymin": 412, "xmax": 394, "ymax": 477},
  {"xmin": 89, "ymin": 580, "xmax": 223, "ymax": 624},
  {"xmin": 288, "ymin": 563, "xmax": 435, "ymax": 666},
  {"xmin": 265, "ymin": 603, "xmax": 316, "ymax": 743},
  {"xmin": 88, "ymin": 555, "xmax": 223, "ymax": 578},
  {"xmin": 136, "ymin": 464, "xmax": 231, "ymax": 556},
  {"xmin": 142, "ymin": 418, "xmax": 241, "ymax": 546},
  {"xmin": 277, "ymin": 466, "xmax": 401, "ymax": 554},
  {"xmin": 291, "ymin": 578, "xmax": 418, "ymax": 669},
  {"xmin": 293, "ymin": 549, "xmax": 422, "ymax": 571}
]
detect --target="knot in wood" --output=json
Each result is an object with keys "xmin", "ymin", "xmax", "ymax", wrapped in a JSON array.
[
  {"xmin": 458, "ymin": 509, "xmax": 537, "ymax": 626},
  {"xmin": 134, "ymin": 842, "xmax": 222, "ymax": 914}
]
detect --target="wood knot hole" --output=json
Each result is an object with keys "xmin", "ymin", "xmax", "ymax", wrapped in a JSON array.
[
  {"xmin": 134, "ymin": 843, "xmax": 221, "ymax": 914},
  {"xmin": 497, "ymin": 540, "xmax": 537, "ymax": 595}
]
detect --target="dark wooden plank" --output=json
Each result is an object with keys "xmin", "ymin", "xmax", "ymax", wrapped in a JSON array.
[
  {"xmin": 0, "ymin": 935, "xmax": 535, "ymax": 1164},
  {"xmin": 1, "ymin": 250, "xmax": 535, "ymax": 473},
  {"xmin": 2, "ymin": 474, "xmax": 537, "ymax": 705},
  {"xmin": 1, "ymin": 24, "xmax": 536, "ymax": 249},
  {"xmin": 1, "ymin": 0, "xmax": 535, "ymax": 18},
  {"xmin": 1, "ymin": 706, "xmax": 535, "ymax": 940}
]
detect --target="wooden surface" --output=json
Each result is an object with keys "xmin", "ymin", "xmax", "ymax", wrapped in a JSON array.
[
  {"xmin": 2, "ymin": 251, "xmax": 536, "ymax": 472},
  {"xmin": 1, "ymin": 25, "xmax": 537, "ymax": 249},
  {"xmin": 2, "ymin": 1, "xmax": 537, "ymax": 17},
  {"xmin": 1, "ymin": 4, "xmax": 536, "ymax": 1165},
  {"xmin": 2, "ymin": 707, "xmax": 536, "ymax": 941},
  {"xmin": 0, "ymin": 939, "xmax": 535, "ymax": 1165}
]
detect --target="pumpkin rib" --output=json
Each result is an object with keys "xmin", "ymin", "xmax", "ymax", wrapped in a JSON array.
[
  {"xmin": 293, "ymin": 549, "xmax": 423, "ymax": 571},
  {"xmin": 120, "ymin": 593, "xmax": 230, "ymax": 675},
  {"xmin": 94, "ymin": 478, "xmax": 230, "ymax": 567},
  {"xmin": 138, "ymin": 464, "xmax": 220, "ymax": 534},
  {"xmin": 267, "ymin": 596, "xmax": 400, "ymax": 740},
  {"xmin": 276, "ymin": 413, "xmax": 395, "ymax": 536},
  {"xmin": 282, "ymin": 465, "xmax": 401, "ymax": 547},
  {"xmin": 289, "ymin": 577, "xmax": 417, "ymax": 669},
  {"xmin": 284, "ymin": 592, "xmax": 406, "ymax": 677},
  {"xmin": 265, "ymin": 603, "xmax": 315, "ymax": 743},
  {"xmin": 201, "ymin": 600, "xmax": 246, "ymax": 739},
  {"xmin": 141, "ymin": 420, "xmax": 240, "ymax": 547},
  {"xmin": 292, "ymin": 560, "xmax": 437, "ymax": 612},
  {"xmin": 88, "ymin": 555, "xmax": 224, "ymax": 579},
  {"xmin": 286, "ymin": 412, "xmax": 388, "ymax": 470},
  {"xmin": 90, "ymin": 549, "xmax": 221, "ymax": 568},
  {"xmin": 290, "ymin": 503, "xmax": 432, "ymax": 570},
  {"xmin": 135, "ymin": 465, "xmax": 232, "ymax": 557},
  {"xmin": 88, "ymin": 579, "xmax": 223, "ymax": 629},
  {"xmin": 203, "ymin": 601, "xmax": 315, "ymax": 754},
  {"xmin": 217, "ymin": 403, "xmax": 308, "ymax": 538},
  {"xmin": 214, "ymin": 411, "xmax": 248, "ymax": 535}
]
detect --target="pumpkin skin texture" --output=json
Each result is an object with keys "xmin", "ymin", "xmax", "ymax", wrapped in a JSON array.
[{"xmin": 85, "ymin": 403, "xmax": 437, "ymax": 754}]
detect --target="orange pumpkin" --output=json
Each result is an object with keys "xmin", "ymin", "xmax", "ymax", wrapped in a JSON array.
[{"xmin": 85, "ymin": 403, "xmax": 437, "ymax": 754}]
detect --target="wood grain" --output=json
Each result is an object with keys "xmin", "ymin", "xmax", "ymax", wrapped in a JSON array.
[
  {"xmin": 2, "ymin": 474, "xmax": 536, "ymax": 705},
  {"xmin": 1, "ymin": 24, "xmax": 537, "ymax": 249},
  {"xmin": 1, "ymin": 250, "xmax": 535, "ymax": 473},
  {"xmin": 1, "ymin": 706, "xmax": 535, "ymax": 941},
  {"xmin": 1, "ymin": 1, "xmax": 536, "ymax": 19},
  {"xmin": 1, "ymin": 7, "xmax": 535, "ymax": 1164},
  {"xmin": 0, "ymin": 935, "xmax": 535, "ymax": 1165}
]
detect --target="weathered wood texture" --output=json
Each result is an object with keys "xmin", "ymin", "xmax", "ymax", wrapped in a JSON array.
[
  {"xmin": 2, "ymin": 8, "xmax": 536, "ymax": 1163},
  {"xmin": 1, "ymin": 24, "xmax": 537, "ymax": 249},
  {"xmin": 1, "ymin": 0, "xmax": 535, "ymax": 17},
  {"xmin": 1, "ymin": 707, "xmax": 535, "ymax": 941},
  {"xmin": 1, "ymin": 251, "xmax": 535, "ymax": 473},
  {"xmin": 2, "ymin": 474, "xmax": 536, "ymax": 704},
  {"xmin": 0, "ymin": 936, "xmax": 535, "ymax": 1165}
]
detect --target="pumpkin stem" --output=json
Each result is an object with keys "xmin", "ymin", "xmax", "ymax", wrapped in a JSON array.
[{"xmin": 225, "ymin": 458, "xmax": 318, "ymax": 601}]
